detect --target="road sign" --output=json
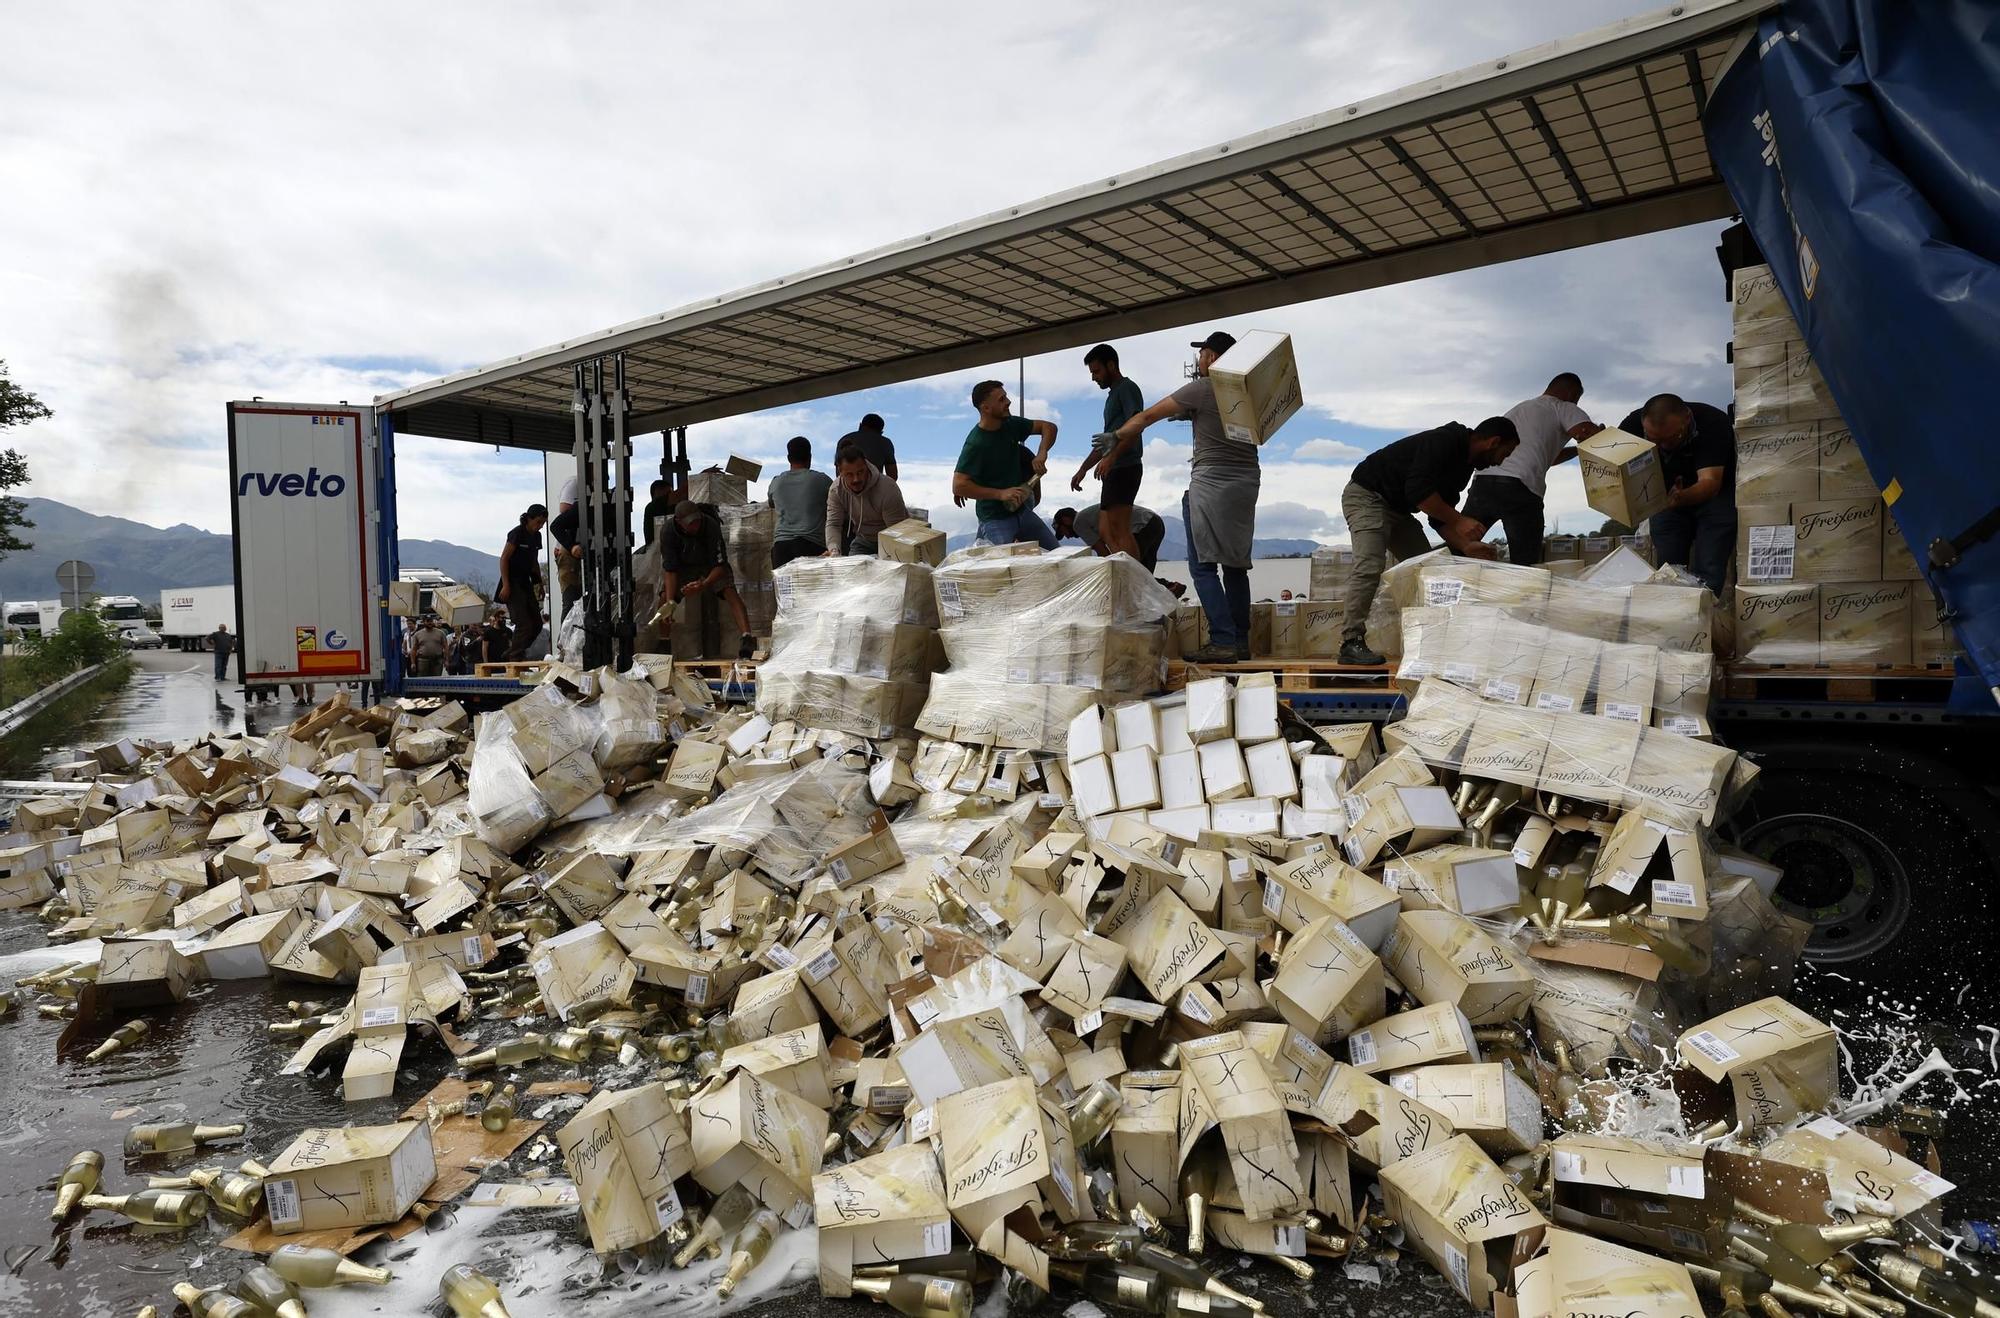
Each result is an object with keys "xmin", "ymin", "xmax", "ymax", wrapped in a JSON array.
[{"xmin": 56, "ymin": 559, "xmax": 95, "ymax": 611}]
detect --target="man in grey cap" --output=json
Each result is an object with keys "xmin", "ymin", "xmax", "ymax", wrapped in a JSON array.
[
  {"xmin": 1100, "ymin": 330, "xmax": 1256, "ymax": 662},
  {"xmin": 659, "ymin": 499, "xmax": 756, "ymax": 659}
]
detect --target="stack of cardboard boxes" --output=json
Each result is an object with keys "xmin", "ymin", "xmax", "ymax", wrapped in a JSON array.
[
  {"xmin": 1728, "ymin": 265, "xmax": 1958, "ymax": 666},
  {"xmin": 918, "ymin": 547, "xmax": 1178, "ymax": 751},
  {"xmin": 720, "ymin": 504, "xmax": 777, "ymax": 639},
  {"xmin": 758, "ymin": 557, "xmax": 940, "ymax": 739}
]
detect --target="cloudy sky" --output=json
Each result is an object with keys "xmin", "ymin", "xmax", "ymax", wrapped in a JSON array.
[{"xmin": 0, "ymin": 1, "xmax": 1736, "ymax": 561}]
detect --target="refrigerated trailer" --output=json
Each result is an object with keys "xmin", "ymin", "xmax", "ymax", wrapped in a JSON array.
[
  {"xmin": 233, "ymin": 0, "xmax": 1998, "ymax": 971},
  {"xmin": 159, "ymin": 585, "xmax": 236, "ymax": 650}
]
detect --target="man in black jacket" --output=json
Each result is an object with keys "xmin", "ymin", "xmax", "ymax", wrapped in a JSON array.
[{"xmin": 1337, "ymin": 417, "xmax": 1520, "ymax": 664}]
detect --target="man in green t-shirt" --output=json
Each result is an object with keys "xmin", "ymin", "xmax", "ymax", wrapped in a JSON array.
[
  {"xmin": 1066, "ymin": 342, "xmax": 1146, "ymax": 561},
  {"xmin": 953, "ymin": 380, "xmax": 1060, "ymax": 548}
]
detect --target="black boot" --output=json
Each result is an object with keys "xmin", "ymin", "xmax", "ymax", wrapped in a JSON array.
[{"xmin": 1339, "ymin": 639, "xmax": 1385, "ymax": 666}]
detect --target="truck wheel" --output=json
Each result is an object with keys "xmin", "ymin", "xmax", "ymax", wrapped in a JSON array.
[{"xmin": 1723, "ymin": 738, "xmax": 2000, "ymax": 978}]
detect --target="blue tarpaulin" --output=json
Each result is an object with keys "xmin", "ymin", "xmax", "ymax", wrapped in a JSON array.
[{"xmin": 1705, "ymin": 0, "xmax": 2000, "ymax": 700}]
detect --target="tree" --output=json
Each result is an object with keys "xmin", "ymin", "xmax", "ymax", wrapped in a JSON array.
[
  {"xmin": 19, "ymin": 608, "xmax": 123, "ymax": 686},
  {"xmin": 0, "ymin": 358, "xmax": 46, "ymax": 561}
]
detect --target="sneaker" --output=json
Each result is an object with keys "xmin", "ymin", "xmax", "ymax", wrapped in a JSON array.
[
  {"xmin": 1339, "ymin": 640, "xmax": 1386, "ymax": 666},
  {"xmin": 1233, "ymin": 644, "xmax": 1252, "ymax": 661},
  {"xmin": 737, "ymin": 633, "xmax": 757, "ymax": 660},
  {"xmin": 1187, "ymin": 643, "xmax": 1238, "ymax": 665}
]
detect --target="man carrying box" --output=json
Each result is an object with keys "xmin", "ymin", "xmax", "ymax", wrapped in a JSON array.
[
  {"xmin": 660, "ymin": 500, "xmax": 756, "ymax": 660},
  {"xmin": 824, "ymin": 442, "xmax": 909, "ymax": 557},
  {"xmin": 1102, "ymin": 330, "xmax": 1258, "ymax": 663},
  {"xmin": 1463, "ymin": 372, "xmax": 1601, "ymax": 565},
  {"xmin": 1337, "ymin": 418, "xmax": 1519, "ymax": 665},
  {"xmin": 954, "ymin": 380, "xmax": 1060, "ymax": 548},
  {"xmin": 1618, "ymin": 393, "xmax": 1735, "ymax": 594}
]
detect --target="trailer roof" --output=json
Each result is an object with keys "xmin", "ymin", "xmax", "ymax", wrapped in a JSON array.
[{"xmin": 378, "ymin": 0, "xmax": 1768, "ymax": 450}]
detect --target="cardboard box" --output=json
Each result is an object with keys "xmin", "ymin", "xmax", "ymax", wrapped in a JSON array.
[
  {"xmin": 1242, "ymin": 738, "xmax": 1296, "ymax": 800},
  {"xmin": 1388, "ymin": 1063, "xmax": 1540, "ymax": 1156},
  {"xmin": 1528, "ymin": 961, "xmax": 1669, "ymax": 1075},
  {"xmin": 1735, "ymin": 421, "xmax": 1821, "ymax": 506},
  {"xmin": 1576, "ymin": 430, "xmax": 1668, "ymax": 528},
  {"xmin": 824, "ymin": 811, "xmax": 904, "ymax": 886},
  {"xmin": 1621, "ymin": 729, "xmax": 1735, "ymax": 828},
  {"xmin": 724, "ymin": 453, "xmax": 763, "ymax": 480},
  {"xmin": 1109, "ymin": 746, "xmax": 1160, "ymax": 812},
  {"xmin": 1198, "ymin": 738, "xmax": 1250, "ymax": 803},
  {"xmin": 878, "ymin": 518, "xmax": 945, "ymax": 567},
  {"xmin": 1819, "ymin": 580, "xmax": 1911, "ymax": 665},
  {"xmin": 1111, "ymin": 888, "xmax": 1226, "ymax": 1003},
  {"xmin": 1592, "ymin": 811, "xmax": 1707, "ymax": 921},
  {"xmin": 1733, "ymin": 583, "xmax": 1819, "ymax": 664},
  {"xmin": 199, "ymin": 908, "xmax": 305, "ymax": 980},
  {"xmin": 1792, "ymin": 497, "xmax": 1881, "ymax": 583},
  {"xmin": 1730, "ymin": 264, "xmax": 1792, "ymax": 346},
  {"xmin": 94, "ymin": 937, "xmax": 195, "ymax": 1008},
  {"xmin": 1207, "ymin": 330, "xmax": 1303, "ymax": 446},
  {"xmin": 1816, "ymin": 420, "xmax": 1876, "ymax": 499},
  {"xmin": 264, "ymin": 1121, "xmax": 436, "ymax": 1235},
  {"xmin": 1502, "ymin": 1225, "xmax": 1704, "ymax": 1318},
  {"xmin": 1309, "ymin": 1061, "xmax": 1456, "ymax": 1171},
  {"xmin": 689, "ymin": 1070, "xmax": 828, "ymax": 1214},
  {"xmin": 1234, "ymin": 672, "xmax": 1280, "ymax": 743},
  {"xmin": 1269, "ymin": 915, "xmax": 1385, "ymax": 1047},
  {"xmin": 529, "ymin": 922, "xmax": 636, "ymax": 1022},
  {"xmin": 1760, "ymin": 1116, "xmax": 1956, "ymax": 1220},
  {"xmin": 1347, "ymin": 1001, "xmax": 1478, "ymax": 1075},
  {"xmin": 557, "ymin": 1083, "xmax": 696, "ymax": 1253},
  {"xmin": 1112, "ymin": 1078, "xmax": 1180, "ymax": 1219},
  {"xmin": 387, "ymin": 579, "xmax": 420, "ymax": 617},
  {"xmin": 1381, "ymin": 910, "xmax": 1535, "ymax": 1027},
  {"xmin": 937, "ymin": 1075, "xmax": 1082, "ymax": 1238},
  {"xmin": 430, "ymin": 583, "xmax": 486, "ymax": 626},
  {"xmin": 1676, "ymin": 996, "xmax": 1837, "ymax": 1132},
  {"xmin": 1180, "ymin": 1031, "xmax": 1307, "ymax": 1220},
  {"xmin": 1379, "ymin": 1134, "xmax": 1546, "ymax": 1310},
  {"xmin": 1383, "ymin": 845, "xmax": 1519, "ymax": 918},
  {"xmin": 1343, "ymin": 784, "xmax": 1459, "ymax": 868},
  {"xmin": 814, "ymin": 1142, "xmax": 952, "ymax": 1297},
  {"xmin": 1185, "ymin": 677, "xmax": 1233, "ymax": 743}
]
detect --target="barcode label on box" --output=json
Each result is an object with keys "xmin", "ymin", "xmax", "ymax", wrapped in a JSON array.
[
  {"xmin": 1443, "ymin": 662, "xmax": 1478, "ymax": 683},
  {"xmin": 462, "ymin": 935, "xmax": 486, "ymax": 965},
  {"xmin": 923, "ymin": 1219, "xmax": 951, "ymax": 1255},
  {"xmin": 1535, "ymin": 692, "xmax": 1576, "ymax": 712},
  {"xmin": 1482, "ymin": 678, "xmax": 1522, "ymax": 703},
  {"xmin": 765, "ymin": 943, "xmax": 798, "ymax": 968},
  {"xmin": 1683, "ymin": 1030, "xmax": 1740, "ymax": 1065},
  {"xmin": 1553, "ymin": 1149, "xmax": 1584, "ymax": 1181},
  {"xmin": 1348, "ymin": 1031, "xmax": 1378, "ymax": 1066},
  {"xmin": 829, "ymin": 858, "xmax": 853, "ymax": 886},
  {"xmin": 1076, "ymin": 1009, "xmax": 1104, "ymax": 1035},
  {"xmin": 1178, "ymin": 989, "xmax": 1216, "ymax": 1025},
  {"xmin": 684, "ymin": 973, "xmax": 710, "ymax": 1005},
  {"xmin": 1444, "ymin": 1243, "xmax": 1470, "ymax": 1300},
  {"xmin": 360, "ymin": 1006, "xmax": 401, "ymax": 1028},
  {"xmin": 1606, "ymin": 868, "xmax": 1644, "ymax": 894},
  {"xmin": 265, "ymin": 1178, "xmax": 301, "ymax": 1225},
  {"xmin": 938, "ymin": 581, "xmax": 964, "ymax": 620},
  {"xmin": 1748, "ymin": 525, "xmax": 1796, "ymax": 581},
  {"xmin": 1653, "ymin": 881, "xmax": 1699, "ymax": 909},
  {"xmin": 1660, "ymin": 715, "xmax": 1701, "ymax": 736},
  {"xmin": 1426, "ymin": 579, "xmax": 1465, "ymax": 606},
  {"xmin": 1666, "ymin": 1163, "xmax": 1706, "ymax": 1198},
  {"xmin": 909, "ymin": 1106, "xmax": 936, "ymax": 1139},
  {"xmin": 1262, "ymin": 878, "xmax": 1285, "ymax": 918},
  {"xmin": 1603, "ymin": 701, "xmax": 1643, "ymax": 723},
  {"xmin": 805, "ymin": 949, "xmax": 839, "ymax": 982}
]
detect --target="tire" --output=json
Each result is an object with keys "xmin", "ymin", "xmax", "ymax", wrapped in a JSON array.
[{"xmin": 1722, "ymin": 736, "xmax": 2000, "ymax": 1000}]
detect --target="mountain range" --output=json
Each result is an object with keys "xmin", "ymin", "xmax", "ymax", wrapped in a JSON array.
[{"xmin": 0, "ymin": 498, "xmax": 501, "ymax": 600}]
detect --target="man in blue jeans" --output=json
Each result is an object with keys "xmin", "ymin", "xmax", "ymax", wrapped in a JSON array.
[
  {"xmin": 1617, "ymin": 394, "xmax": 1736, "ymax": 595},
  {"xmin": 954, "ymin": 380, "xmax": 1059, "ymax": 548}
]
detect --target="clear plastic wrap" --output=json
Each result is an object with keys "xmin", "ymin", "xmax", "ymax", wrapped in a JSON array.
[
  {"xmin": 919, "ymin": 549, "xmax": 1177, "ymax": 752},
  {"xmin": 642, "ymin": 755, "xmax": 875, "ymax": 883},
  {"xmin": 1395, "ymin": 603, "xmax": 1712, "ymax": 734},
  {"xmin": 720, "ymin": 502, "xmax": 777, "ymax": 637},
  {"xmin": 464, "ymin": 675, "xmax": 668, "ymax": 854},
  {"xmin": 758, "ymin": 557, "xmax": 939, "ymax": 738},
  {"xmin": 1392, "ymin": 677, "xmax": 1735, "ymax": 827}
]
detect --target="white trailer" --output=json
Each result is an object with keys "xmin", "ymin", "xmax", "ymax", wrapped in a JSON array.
[{"xmin": 159, "ymin": 584, "xmax": 237, "ymax": 651}]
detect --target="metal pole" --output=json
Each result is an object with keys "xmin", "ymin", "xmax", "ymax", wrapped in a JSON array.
[{"xmin": 609, "ymin": 353, "xmax": 635, "ymax": 670}]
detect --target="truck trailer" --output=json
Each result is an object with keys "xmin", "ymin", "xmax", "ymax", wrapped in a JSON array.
[{"xmin": 159, "ymin": 585, "xmax": 236, "ymax": 651}]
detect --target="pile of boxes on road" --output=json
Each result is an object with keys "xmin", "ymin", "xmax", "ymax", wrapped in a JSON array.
[
  {"xmin": 0, "ymin": 528, "xmax": 1974, "ymax": 1318},
  {"xmin": 1725, "ymin": 265, "xmax": 1958, "ymax": 667}
]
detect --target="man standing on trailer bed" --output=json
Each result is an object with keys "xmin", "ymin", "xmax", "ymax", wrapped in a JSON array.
[
  {"xmin": 955, "ymin": 381, "xmax": 1060, "ymax": 548},
  {"xmin": 497, "ymin": 504, "xmax": 548, "ymax": 660},
  {"xmin": 1463, "ymin": 372, "xmax": 1601, "ymax": 565},
  {"xmin": 1069, "ymin": 343, "xmax": 1147, "ymax": 560},
  {"xmin": 1103, "ymin": 331, "xmax": 1256, "ymax": 663},
  {"xmin": 660, "ymin": 500, "xmax": 757, "ymax": 660}
]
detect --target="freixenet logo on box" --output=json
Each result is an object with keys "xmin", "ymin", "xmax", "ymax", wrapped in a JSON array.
[{"xmin": 237, "ymin": 468, "xmax": 349, "ymax": 498}]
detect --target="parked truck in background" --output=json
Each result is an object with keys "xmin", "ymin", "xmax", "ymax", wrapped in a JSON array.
[{"xmin": 158, "ymin": 585, "xmax": 236, "ymax": 651}]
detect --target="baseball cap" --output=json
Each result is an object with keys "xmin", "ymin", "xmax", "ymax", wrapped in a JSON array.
[{"xmin": 1190, "ymin": 331, "xmax": 1236, "ymax": 356}]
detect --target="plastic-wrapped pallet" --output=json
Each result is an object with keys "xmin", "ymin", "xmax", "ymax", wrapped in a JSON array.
[
  {"xmin": 918, "ymin": 546, "xmax": 1177, "ymax": 752},
  {"xmin": 721, "ymin": 503, "xmax": 777, "ymax": 638},
  {"xmin": 758, "ymin": 557, "xmax": 939, "ymax": 739}
]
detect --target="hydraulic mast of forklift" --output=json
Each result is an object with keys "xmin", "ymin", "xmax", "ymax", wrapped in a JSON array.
[{"xmin": 570, "ymin": 356, "xmax": 635, "ymax": 671}]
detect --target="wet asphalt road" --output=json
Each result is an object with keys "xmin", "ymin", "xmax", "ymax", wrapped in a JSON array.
[{"xmin": 0, "ymin": 654, "xmax": 1991, "ymax": 1318}]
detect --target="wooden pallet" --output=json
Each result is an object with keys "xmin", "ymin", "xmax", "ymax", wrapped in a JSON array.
[
  {"xmin": 1723, "ymin": 663, "xmax": 1956, "ymax": 703},
  {"xmin": 674, "ymin": 658, "xmax": 762, "ymax": 678},
  {"xmin": 473, "ymin": 661, "xmax": 552, "ymax": 679}
]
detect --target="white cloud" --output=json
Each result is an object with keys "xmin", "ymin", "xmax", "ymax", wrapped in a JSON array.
[
  {"xmin": 0, "ymin": 0, "xmax": 1700, "ymax": 559},
  {"xmin": 1292, "ymin": 439, "xmax": 1369, "ymax": 462}
]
